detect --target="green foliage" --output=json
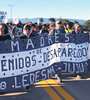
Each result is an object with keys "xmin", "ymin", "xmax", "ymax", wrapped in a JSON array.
[
  {"xmin": 73, "ymin": 21, "xmax": 79, "ymax": 25},
  {"xmin": 39, "ymin": 18, "xmax": 44, "ymax": 23},
  {"xmin": 57, "ymin": 18, "xmax": 74, "ymax": 28},
  {"xmin": 58, "ymin": 18, "xmax": 69, "ymax": 24},
  {"xmin": 49, "ymin": 18, "xmax": 55, "ymax": 23},
  {"xmin": 68, "ymin": 22, "xmax": 74, "ymax": 28},
  {"xmin": 83, "ymin": 20, "xmax": 90, "ymax": 30}
]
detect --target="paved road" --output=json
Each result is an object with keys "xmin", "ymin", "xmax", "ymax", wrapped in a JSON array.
[{"xmin": 0, "ymin": 74, "xmax": 90, "ymax": 100}]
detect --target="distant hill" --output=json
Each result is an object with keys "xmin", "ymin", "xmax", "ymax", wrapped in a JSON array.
[
  {"xmin": 8, "ymin": 17, "xmax": 87, "ymax": 25},
  {"xmin": 67, "ymin": 18, "xmax": 87, "ymax": 25}
]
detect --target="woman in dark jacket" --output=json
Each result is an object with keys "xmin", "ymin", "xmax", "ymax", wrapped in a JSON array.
[
  {"xmin": 20, "ymin": 24, "xmax": 35, "ymax": 92},
  {"xmin": 0, "ymin": 23, "xmax": 11, "ymax": 41}
]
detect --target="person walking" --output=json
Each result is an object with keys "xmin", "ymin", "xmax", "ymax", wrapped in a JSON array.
[
  {"xmin": 49, "ymin": 19, "xmax": 65, "ymax": 36},
  {"xmin": 48, "ymin": 20, "xmax": 64, "ymax": 82},
  {"xmin": 20, "ymin": 24, "xmax": 35, "ymax": 92}
]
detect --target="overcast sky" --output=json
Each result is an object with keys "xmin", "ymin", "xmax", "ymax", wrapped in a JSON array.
[{"xmin": 0, "ymin": 0, "xmax": 90, "ymax": 20}]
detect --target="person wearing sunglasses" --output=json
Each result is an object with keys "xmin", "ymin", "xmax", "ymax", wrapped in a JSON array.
[
  {"xmin": 48, "ymin": 20, "xmax": 64, "ymax": 82},
  {"xmin": 19, "ymin": 24, "xmax": 35, "ymax": 92},
  {"xmin": 48, "ymin": 19, "xmax": 65, "ymax": 36},
  {"xmin": 20, "ymin": 24, "xmax": 35, "ymax": 39}
]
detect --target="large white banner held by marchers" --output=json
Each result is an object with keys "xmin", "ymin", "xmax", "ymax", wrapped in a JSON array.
[{"xmin": 0, "ymin": 33, "xmax": 89, "ymax": 92}]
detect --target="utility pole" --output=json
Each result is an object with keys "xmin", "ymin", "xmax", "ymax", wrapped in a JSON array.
[{"xmin": 8, "ymin": 4, "xmax": 14, "ymax": 21}]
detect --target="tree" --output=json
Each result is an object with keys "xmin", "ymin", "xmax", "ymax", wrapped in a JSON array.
[
  {"xmin": 82, "ymin": 20, "xmax": 90, "ymax": 31},
  {"xmin": 73, "ymin": 21, "xmax": 79, "ymax": 25},
  {"xmin": 49, "ymin": 18, "xmax": 55, "ymax": 23},
  {"xmin": 68, "ymin": 22, "xmax": 74, "ymax": 28},
  {"xmin": 58, "ymin": 18, "xmax": 69, "ymax": 24},
  {"xmin": 39, "ymin": 18, "xmax": 44, "ymax": 23}
]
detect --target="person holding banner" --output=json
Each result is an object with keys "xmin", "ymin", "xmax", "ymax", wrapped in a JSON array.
[
  {"xmin": 31, "ymin": 24, "xmax": 37, "ymax": 35},
  {"xmin": 48, "ymin": 20, "xmax": 63, "ymax": 82},
  {"xmin": 0, "ymin": 23, "xmax": 11, "ymax": 41},
  {"xmin": 49, "ymin": 19, "xmax": 65, "ymax": 36},
  {"xmin": 65, "ymin": 23, "xmax": 72, "ymax": 33},
  {"xmin": 74, "ymin": 24, "xmax": 83, "ymax": 33},
  {"xmin": 0, "ymin": 23, "xmax": 11, "ymax": 94},
  {"xmin": 20, "ymin": 24, "xmax": 35, "ymax": 92},
  {"xmin": 39, "ymin": 24, "xmax": 49, "ymax": 36},
  {"xmin": 20, "ymin": 24, "xmax": 35, "ymax": 39}
]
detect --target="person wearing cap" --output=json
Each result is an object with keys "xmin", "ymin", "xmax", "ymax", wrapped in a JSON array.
[
  {"xmin": 20, "ymin": 24, "xmax": 35, "ymax": 39},
  {"xmin": 48, "ymin": 20, "xmax": 63, "ymax": 82},
  {"xmin": 48, "ymin": 19, "xmax": 65, "ymax": 36}
]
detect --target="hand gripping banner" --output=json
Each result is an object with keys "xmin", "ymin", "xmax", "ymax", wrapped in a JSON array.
[{"xmin": 0, "ymin": 33, "xmax": 89, "ymax": 92}]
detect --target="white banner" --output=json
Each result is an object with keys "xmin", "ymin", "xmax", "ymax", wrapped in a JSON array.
[
  {"xmin": 0, "ymin": 34, "xmax": 89, "ymax": 92},
  {"xmin": 13, "ymin": 17, "xmax": 19, "ymax": 24},
  {"xmin": 0, "ymin": 42, "xmax": 88, "ymax": 78},
  {"xmin": 0, "ymin": 11, "xmax": 8, "ymax": 23}
]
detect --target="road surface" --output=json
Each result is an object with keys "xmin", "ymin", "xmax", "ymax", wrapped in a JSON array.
[{"xmin": 0, "ymin": 73, "xmax": 90, "ymax": 100}]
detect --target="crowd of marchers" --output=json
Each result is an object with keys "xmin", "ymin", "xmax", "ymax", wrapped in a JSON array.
[
  {"xmin": 0, "ymin": 19, "xmax": 89, "ymax": 93},
  {"xmin": 0, "ymin": 19, "xmax": 89, "ymax": 41}
]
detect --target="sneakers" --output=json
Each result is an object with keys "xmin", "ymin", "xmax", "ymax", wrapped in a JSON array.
[
  {"xmin": 76, "ymin": 74, "xmax": 81, "ymax": 79},
  {"xmin": 0, "ymin": 92, "xmax": 4, "ymax": 94},
  {"xmin": 26, "ymin": 86, "xmax": 31, "ymax": 92},
  {"xmin": 55, "ymin": 74, "xmax": 62, "ymax": 82}
]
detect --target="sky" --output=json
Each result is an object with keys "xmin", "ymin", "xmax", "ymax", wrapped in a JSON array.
[{"xmin": 0, "ymin": 0, "xmax": 90, "ymax": 20}]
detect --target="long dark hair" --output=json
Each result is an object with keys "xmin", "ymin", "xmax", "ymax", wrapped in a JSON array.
[{"xmin": 0, "ymin": 23, "xmax": 8, "ymax": 34}]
